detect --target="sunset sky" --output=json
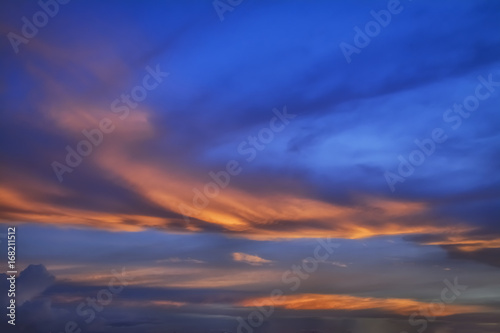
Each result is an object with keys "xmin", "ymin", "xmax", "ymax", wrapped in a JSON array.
[{"xmin": 1, "ymin": 0, "xmax": 500, "ymax": 332}]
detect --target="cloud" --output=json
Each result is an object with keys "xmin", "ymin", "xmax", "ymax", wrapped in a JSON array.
[
  {"xmin": 328, "ymin": 261, "xmax": 348, "ymax": 268},
  {"xmin": 0, "ymin": 0, "xmax": 498, "ymax": 248},
  {"xmin": 406, "ymin": 230, "xmax": 500, "ymax": 268},
  {"xmin": 238, "ymin": 293, "xmax": 491, "ymax": 317},
  {"xmin": 5, "ymin": 257, "xmax": 498, "ymax": 333},
  {"xmin": 232, "ymin": 252, "xmax": 273, "ymax": 266},
  {"xmin": 0, "ymin": 264, "xmax": 55, "ymax": 308},
  {"xmin": 1, "ymin": 1, "xmax": 500, "ymax": 331},
  {"xmin": 156, "ymin": 257, "xmax": 205, "ymax": 264}
]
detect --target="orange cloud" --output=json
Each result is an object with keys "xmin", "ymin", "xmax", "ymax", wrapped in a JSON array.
[
  {"xmin": 0, "ymin": 39, "xmax": 480, "ymax": 244},
  {"xmin": 420, "ymin": 234, "xmax": 500, "ymax": 252},
  {"xmin": 150, "ymin": 300, "xmax": 186, "ymax": 308},
  {"xmin": 239, "ymin": 293, "xmax": 490, "ymax": 316},
  {"xmin": 0, "ymin": 153, "xmax": 475, "ymax": 241},
  {"xmin": 232, "ymin": 252, "xmax": 273, "ymax": 266},
  {"xmin": 52, "ymin": 264, "xmax": 282, "ymax": 289}
]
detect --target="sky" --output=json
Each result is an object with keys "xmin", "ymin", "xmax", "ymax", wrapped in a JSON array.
[{"xmin": 0, "ymin": 0, "xmax": 500, "ymax": 332}]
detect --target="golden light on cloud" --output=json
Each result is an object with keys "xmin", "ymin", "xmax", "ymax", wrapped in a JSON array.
[
  {"xmin": 55, "ymin": 265, "xmax": 282, "ymax": 289},
  {"xmin": 422, "ymin": 235, "xmax": 500, "ymax": 252},
  {"xmin": 232, "ymin": 252, "xmax": 273, "ymax": 266},
  {"xmin": 0, "ymin": 52, "xmax": 479, "ymax": 243},
  {"xmin": 0, "ymin": 161, "xmax": 475, "ymax": 241},
  {"xmin": 239, "ymin": 293, "xmax": 489, "ymax": 316},
  {"xmin": 150, "ymin": 300, "xmax": 186, "ymax": 308}
]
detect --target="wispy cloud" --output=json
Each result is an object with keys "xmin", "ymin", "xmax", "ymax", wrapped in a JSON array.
[
  {"xmin": 238, "ymin": 293, "xmax": 490, "ymax": 316},
  {"xmin": 156, "ymin": 257, "xmax": 205, "ymax": 264},
  {"xmin": 232, "ymin": 252, "xmax": 273, "ymax": 266}
]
